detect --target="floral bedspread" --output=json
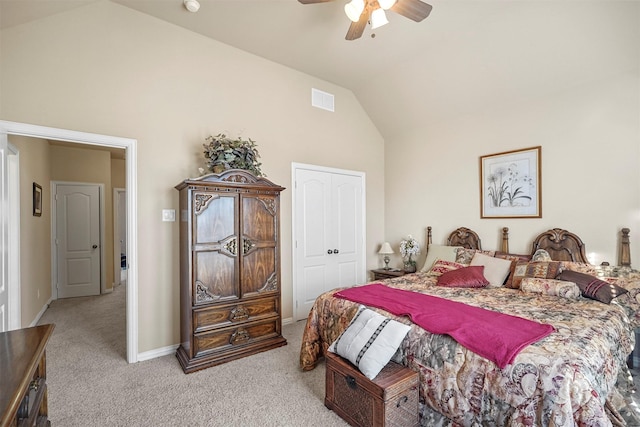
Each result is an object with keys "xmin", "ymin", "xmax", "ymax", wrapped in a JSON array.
[{"xmin": 300, "ymin": 271, "xmax": 639, "ymax": 426}]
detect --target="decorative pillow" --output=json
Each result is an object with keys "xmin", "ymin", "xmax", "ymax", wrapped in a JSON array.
[
  {"xmin": 427, "ymin": 259, "xmax": 466, "ymax": 276},
  {"xmin": 520, "ymin": 277, "xmax": 581, "ymax": 299},
  {"xmin": 437, "ymin": 266, "xmax": 489, "ymax": 288},
  {"xmin": 328, "ymin": 306, "xmax": 411, "ymax": 380},
  {"xmin": 455, "ymin": 248, "xmax": 496, "ymax": 265},
  {"xmin": 469, "ymin": 252, "xmax": 513, "ymax": 288},
  {"xmin": 558, "ymin": 261, "xmax": 599, "ymax": 276},
  {"xmin": 531, "ymin": 249, "xmax": 552, "ymax": 261},
  {"xmin": 420, "ymin": 244, "xmax": 461, "ymax": 272},
  {"xmin": 507, "ymin": 260, "xmax": 562, "ymax": 290},
  {"xmin": 556, "ymin": 270, "xmax": 628, "ymax": 304},
  {"xmin": 495, "ymin": 252, "xmax": 533, "ymax": 288}
]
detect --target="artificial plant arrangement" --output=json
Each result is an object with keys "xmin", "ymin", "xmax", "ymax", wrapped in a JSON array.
[
  {"xmin": 399, "ymin": 234, "xmax": 421, "ymax": 273},
  {"xmin": 203, "ymin": 133, "xmax": 264, "ymax": 177}
]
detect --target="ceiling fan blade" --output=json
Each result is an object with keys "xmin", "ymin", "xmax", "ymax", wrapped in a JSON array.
[
  {"xmin": 345, "ymin": 5, "xmax": 369, "ymax": 40},
  {"xmin": 391, "ymin": 0, "xmax": 433, "ymax": 22},
  {"xmin": 298, "ymin": 0, "xmax": 334, "ymax": 3}
]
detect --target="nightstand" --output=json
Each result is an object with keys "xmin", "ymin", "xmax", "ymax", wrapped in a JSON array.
[{"xmin": 371, "ymin": 268, "xmax": 405, "ymax": 281}]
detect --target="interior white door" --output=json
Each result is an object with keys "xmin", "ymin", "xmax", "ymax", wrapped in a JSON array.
[
  {"xmin": 0, "ymin": 139, "xmax": 7, "ymax": 331},
  {"xmin": 294, "ymin": 167, "xmax": 364, "ymax": 321},
  {"xmin": 56, "ymin": 184, "xmax": 101, "ymax": 298}
]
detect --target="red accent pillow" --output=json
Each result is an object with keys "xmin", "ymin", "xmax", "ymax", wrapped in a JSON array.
[{"xmin": 437, "ymin": 266, "xmax": 490, "ymax": 288}]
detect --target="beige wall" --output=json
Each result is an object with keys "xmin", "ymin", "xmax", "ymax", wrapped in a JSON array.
[
  {"xmin": 10, "ymin": 136, "xmax": 52, "ymax": 326},
  {"xmin": 0, "ymin": 2, "xmax": 385, "ymax": 352},
  {"xmin": 384, "ymin": 72, "xmax": 640, "ymax": 269},
  {"xmin": 50, "ymin": 144, "xmax": 116, "ymax": 290}
]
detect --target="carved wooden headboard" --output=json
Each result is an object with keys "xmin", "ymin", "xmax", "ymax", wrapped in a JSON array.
[
  {"xmin": 426, "ymin": 226, "xmax": 484, "ymax": 251},
  {"xmin": 531, "ymin": 228, "xmax": 589, "ymax": 263}
]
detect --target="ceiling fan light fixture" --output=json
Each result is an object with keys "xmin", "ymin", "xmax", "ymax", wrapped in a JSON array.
[
  {"xmin": 378, "ymin": 0, "xmax": 397, "ymax": 10},
  {"xmin": 344, "ymin": 0, "xmax": 365, "ymax": 22},
  {"xmin": 370, "ymin": 8, "xmax": 389, "ymax": 29},
  {"xmin": 183, "ymin": 0, "xmax": 200, "ymax": 13}
]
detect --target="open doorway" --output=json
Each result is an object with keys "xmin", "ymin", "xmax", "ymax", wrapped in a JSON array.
[{"xmin": 0, "ymin": 120, "xmax": 139, "ymax": 363}]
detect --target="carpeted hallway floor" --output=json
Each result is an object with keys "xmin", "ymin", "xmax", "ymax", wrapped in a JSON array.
[{"xmin": 37, "ymin": 284, "xmax": 348, "ymax": 426}]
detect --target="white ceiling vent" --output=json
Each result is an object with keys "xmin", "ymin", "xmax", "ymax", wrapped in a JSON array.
[{"xmin": 311, "ymin": 88, "xmax": 335, "ymax": 112}]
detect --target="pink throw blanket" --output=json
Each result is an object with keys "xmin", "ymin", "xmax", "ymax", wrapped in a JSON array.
[{"xmin": 334, "ymin": 284, "xmax": 554, "ymax": 369}]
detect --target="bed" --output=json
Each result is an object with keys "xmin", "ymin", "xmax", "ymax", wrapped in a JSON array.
[{"xmin": 300, "ymin": 227, "xmax": 640, "ymax": 426}]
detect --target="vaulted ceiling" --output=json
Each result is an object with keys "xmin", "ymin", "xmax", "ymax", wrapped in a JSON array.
[{"xmin": 1, "ymin": 1, "xmax": 638, "ymax": 138}]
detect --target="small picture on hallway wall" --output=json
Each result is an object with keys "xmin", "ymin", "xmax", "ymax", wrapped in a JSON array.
[
  {"xmin": 480, "ymin": 146, "xmax": 541, "ymax": 218},
  {"xmin": 33, "ymin": 182, "xmax": 42, "ymax": 217}
]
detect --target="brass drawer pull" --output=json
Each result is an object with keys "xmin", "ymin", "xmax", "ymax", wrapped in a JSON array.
[
  {"xmin": 229, "ymin": 306, "xmax": 249, "ymax": 322},
  {"xmin": 230, "ymin": 328, "xmax": 250, "ymax": 345}
]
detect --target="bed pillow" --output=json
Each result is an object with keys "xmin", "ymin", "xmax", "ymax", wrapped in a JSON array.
[
  {"xmin": 556, "ymin": 270, "xmax": 628, "ymax": 304},
  {"xmin": 455, "ymin": 248, "xmax": 496, "ymax": 265},
  {"xmin": 427, "ymin": 259, "xmax": 466, "ymax": 276},
  {"xmin": 520, "ymin": 277, "xmax": 581, "ymax": 299},
  {"xmin": 507, "ymin": 260, "xmax": 562, "ymax": 290},
  {"xmin": 531, "ymin": 249, "xmax": 552, "ymax": 261},
  {"xmin": 437, "ymin": 266, "xmax": 489, "ymax": 288},
  {"xmin": 558, "ymin": 261, "xmax": 599, "ymax": 276},
  {"xmin": 328, "ymin": 306, "xmax": 411, "ymax": 380},
  {"xmin": 470, "ymin": 252, "xmax": 513, "ymax": 287},
  {"xmin": 495, "ymin": 252, "xmax": 532, "ymax": 288},
  {"xmin": 420, "ymin": 244, "xmax": 461, "ymax": 272}
]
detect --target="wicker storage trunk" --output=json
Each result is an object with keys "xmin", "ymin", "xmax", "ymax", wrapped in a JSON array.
[{"xmin": 325, "ymin": 352, "xmax": 419, "ymax": 427}]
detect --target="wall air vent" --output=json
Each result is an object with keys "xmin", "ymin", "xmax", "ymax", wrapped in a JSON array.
[{"xmin": 311, "ymin": 88, "xmax": 335, "ymax": 112}]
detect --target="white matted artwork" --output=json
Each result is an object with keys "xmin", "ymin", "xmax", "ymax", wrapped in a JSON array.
[{"xmin": 480, "ymin": 146, "xmax": 541, "ymax": 218}]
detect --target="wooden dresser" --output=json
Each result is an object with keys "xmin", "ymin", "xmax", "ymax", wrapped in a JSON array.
[
  {"xmin": 0, "ymin": 324, "xmax": 55, "ymax": 427},
  {"xmin": 175, "ymin": 169, "xmax": 287, "ymax": 373}
]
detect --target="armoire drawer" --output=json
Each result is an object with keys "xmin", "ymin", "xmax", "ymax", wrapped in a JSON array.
[
  {"xmin": 193, "ymin": 318, "xmax": 280, "ymax": 357},
  {"xmin": 193, "ymin": 297, "xmax": 279, "ymax": 333}
]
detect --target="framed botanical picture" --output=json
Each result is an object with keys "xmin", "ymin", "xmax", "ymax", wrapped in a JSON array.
[
  {"xmin": 480, "ymin": 146, "xmax": 541, "ymax": 218},
  {"xmin": 33, "ymin": 182, "xmax": 42, "ymax": 217}
]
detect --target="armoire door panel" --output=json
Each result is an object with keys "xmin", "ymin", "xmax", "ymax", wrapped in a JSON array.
[
  {"xmin": 242, "ymin": 196, "xmax": 277, "ymax": 242},
  {"xmin": 242, "ymin": 248, "xmax": 277, "ymax": 297},
  {"xmin": 194, "ymin": 193, "xmax": 237, "ymax": 244},
  {"xmin": 194, "ymin": 251, "xmax": 238, "ymax": 303}
]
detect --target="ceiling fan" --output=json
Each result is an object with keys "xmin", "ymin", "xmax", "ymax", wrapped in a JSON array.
[{"xmin": 298, "ymin": 0, "xmax": 433, "ymax": 41}]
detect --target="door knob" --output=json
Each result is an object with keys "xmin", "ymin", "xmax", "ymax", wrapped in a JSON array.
[
  {"xmin": 334, "ymin": 249, "xmax": 339, "ymax": 254},
  {"xmin": 327, "ymin": 249, "xmax": 333, "ymax": 254},
  {"xmin": 92, "ymin": 244, "xmax": 98, "ymax": 249}
]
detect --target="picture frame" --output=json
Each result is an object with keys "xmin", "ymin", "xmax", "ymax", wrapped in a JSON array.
[
  {"xmin": 33, "ymin": 182, "xmax": 42, "ymax": 217},
  {"xmin": 480, "ymin": 146, "xmax": 541, "ymax": 218}
]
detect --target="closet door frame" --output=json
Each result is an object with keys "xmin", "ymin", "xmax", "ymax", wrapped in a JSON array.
[{"xmin": 291, "ymin": 162, "xmax": 366, "ymax": 321}]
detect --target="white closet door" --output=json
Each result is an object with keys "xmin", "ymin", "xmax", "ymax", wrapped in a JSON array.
[{"xmin": 294, "ymin": 165, "xmax": 365, "ymax": 321}]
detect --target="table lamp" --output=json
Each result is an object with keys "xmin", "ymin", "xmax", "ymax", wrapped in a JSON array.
[{"xmin": 378, "ymin": 242, "xmax": 394, "ymax": 270}]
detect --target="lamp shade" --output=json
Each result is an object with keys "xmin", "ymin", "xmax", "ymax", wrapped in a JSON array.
[
  {"xmin": 378, "ymin": 242, "xmax": 394, "ymax": 255},
  {"xmin": 370, "ymin": 8, "xmax": 389, "ymax": 29},
  {"xmin": 344, "ymin": 0, "xmax": 365, "ymax": 22}
]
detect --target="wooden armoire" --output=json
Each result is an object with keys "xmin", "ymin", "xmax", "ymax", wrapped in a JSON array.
[{"xmin": 175, "ymin": 169, "xmax": 287, "ymax": 373}]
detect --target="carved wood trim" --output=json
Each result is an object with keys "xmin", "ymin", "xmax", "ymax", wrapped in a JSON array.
[
  {"xmin": 194, "ymin": 193, "xmax": 216, "ymax": 215},
  {"xmin": 447, "ymin": 227, "xmax": 482, "ymax": 250},
  {"xmin": 195, "ymin": 281, "xmax": 219, "ymax": 303},
  {"xmin": 501, "ymin": 227, "xmax": 510, "ymax": 253},
  {"xmin": 258, "ymin": 272, "xmax": 278, "ymax": 293},
  {"xmin": 531, "ymin": 228, "xmax": 588, "ymax": 263}
]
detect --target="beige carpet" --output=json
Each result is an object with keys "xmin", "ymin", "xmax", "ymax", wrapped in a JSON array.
[{"xmin": 37, "ymin": 284, "xmax": 348, "ymax": 426}]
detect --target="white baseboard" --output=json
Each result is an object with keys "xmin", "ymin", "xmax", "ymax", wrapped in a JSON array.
[
  {"xmin": 282, "ymin": 317, "xmax": 294, "ymax": 325},
  {"xmin": 29, "ymin": 297, "xmax": 53, "ymax": 327},
  {"xmin": 137, "ymin": 344, "xmax": 179, "ymax": 362},
  {"xmin": 136, "ymin": 317, "xmax": 296, "ymax": 362}
]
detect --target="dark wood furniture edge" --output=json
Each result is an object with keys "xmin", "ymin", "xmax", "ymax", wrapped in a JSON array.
[{"xmin": 0, "ymin": 324, "xmax": 55, "ymax": 427}]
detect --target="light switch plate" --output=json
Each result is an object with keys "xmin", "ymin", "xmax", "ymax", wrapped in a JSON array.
[{"xmin": 162, "ymin": 209, "xmax": 176, "ymax": 222}]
